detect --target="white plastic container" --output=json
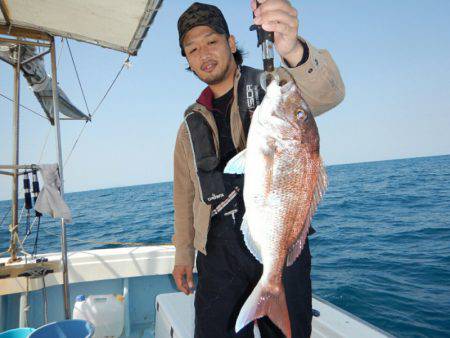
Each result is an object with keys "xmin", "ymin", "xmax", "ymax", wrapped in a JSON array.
[{"xmin": 73, "ymin": 294, "xmax": 125, "ymax": 338}]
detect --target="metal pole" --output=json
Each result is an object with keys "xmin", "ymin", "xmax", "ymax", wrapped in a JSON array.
[
  {"xmin": 19, "ymin": 292, "xmax": 28, "ymax": 327},
  {"xmin": 9, "ymin": 44, "xmax": 21, "ymax": 263},
  {"xmin": 50, "ymin": 36, "xmax": 71, "ymax": 320},
  {"xmin": 0, "ymin": 37, "xmax": 51, "ymax": 47},
  {"xmin": 0, "ymin": 164, "xmax": 38, "ymax": 170}
]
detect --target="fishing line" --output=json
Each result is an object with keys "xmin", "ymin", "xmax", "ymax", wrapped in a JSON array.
[
  {"xmin": 57, "ymin": 37, "xmax": 64, "ymax": 68},
  {"xmin": 63, "ymin": 54, "xmax": 131, "ymax": 167},
  {"xmin": 91, "ymin": 55, "xmax": 130, "ymax": 117},
  {"xmin": 0, "ymin": 209, "xmax": 11, "ymax": 229},
  {"xmin": 0, "ymin": 92, "xmax": 48, "ymax": 120},
  {"xmin": 66, "ymin": 38, "xmax": 91, "ymax": 115},
  {"xmin": 37, "ymin": 126, "xmax": 52, "ymax": 164},
  {"xmin": 0, "ymin": 211, "xmax": 11, "ymax": 255},
  {"xmin": 63, "ymin": 121, "xmax": 88, "ymax": 167}
]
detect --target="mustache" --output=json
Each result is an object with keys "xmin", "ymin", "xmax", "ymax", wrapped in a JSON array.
[{"xmin": 200, "ymin": 60, "xmax": 218, "ymax": 71}]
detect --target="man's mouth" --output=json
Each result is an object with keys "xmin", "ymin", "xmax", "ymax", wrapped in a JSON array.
[{"xmin": 201, "ymin": 61, "xmax": 217, "ymax": 73}]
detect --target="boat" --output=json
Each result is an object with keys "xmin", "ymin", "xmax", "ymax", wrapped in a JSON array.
[
  {"xmin": 1, "ymin": 247, "xmax": 393, "ymax": 337},
  {"xmin": 0, "ymin": 1, "xmax": 394, "ymax": 337}
]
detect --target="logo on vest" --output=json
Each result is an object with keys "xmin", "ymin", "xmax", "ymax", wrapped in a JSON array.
[
  {"xmin": 207, "ymin": 193, "xmax": 224, "ymax": 202},
  {"xmin": 246, "ymin": 84, "xmax": 261, "ymax": 109},
  {"xmin": 224, "ymin": 208, "xmax": 238, "ymax": 224}
]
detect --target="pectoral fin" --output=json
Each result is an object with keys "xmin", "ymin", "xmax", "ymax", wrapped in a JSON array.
[{"xmin": 224, "ymin": 149, "xmax": 247, "ymax": 174}]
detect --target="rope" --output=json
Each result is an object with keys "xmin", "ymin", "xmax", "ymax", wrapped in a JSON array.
[
  {"xmin": 0, "ymin": 211, "xmax": 11, "ymax": 258},
  {"xmin": 0, "ymin": 92, "xmax": 48, "ymax": 120},
  {"xmin": 92, "ymin": 55, "xmax": 130, "ymax": 117},
  {"xmin": 63, "ymin": 55, "xmax": 130, "ymax": 166},
  {"xmin": 24, "ymin": 259, "xmax": 30, "ymax": 328},
  {"xmin": 0, "ymin": 208, "xmax": 10, "ymax": 228},
  {"xmin": 20, "ymin": 217, "xmax": 39, "ymax": 246},
  {"xmin": 3, "ymin": 177, "xmax": 38, "ymax": 258},
  {"xmin": 63, "ymin": 121, "xmax": 88, "ymax": 167},
  {"xmin": 37, "ymin": 126, "xmax": 52, "ymax": 164},
  {"xmin": 66, "ymin": 39, "xmax": 90, "ymax": 115},
  {"xmin": 57, "ymin": 37, "xmax": 64, "ymax": 68},
  {"xmin": 32, "ymin": 218, "xmax": 40, "ymax": 257},
  {"xmin": 7, "ymin": 223, "xmax": 20, "ymax": 256}
]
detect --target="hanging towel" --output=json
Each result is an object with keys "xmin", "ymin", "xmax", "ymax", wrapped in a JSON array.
[{"xmin": 35, "ymin": 164, "xmax": 72, "ymax": 223}]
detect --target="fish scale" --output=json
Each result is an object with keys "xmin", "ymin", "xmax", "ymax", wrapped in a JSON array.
[{"xmin": 224, "ymin": 79, "xmax": 327, "ymax": 337}]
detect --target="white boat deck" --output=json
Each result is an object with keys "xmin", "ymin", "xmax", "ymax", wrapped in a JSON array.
[
  {"xmin": 155, "ymin": 292, "xmax": 391, "ymax": 338},
  {"xmin": 0, "ymin": 245, "xmax": 393, "ymax": 337}
]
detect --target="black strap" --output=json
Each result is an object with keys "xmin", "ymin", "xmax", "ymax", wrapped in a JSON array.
[
  {"xmin": 185, "ymin": 112, "xmax": 219, "ymax": 172},
  {"xmin": 185, "ymin": 112, "xmax": 225, "ymax": 204},
  {"xmin": 237, "ymin": 66, "xmax": 266, "ymax": 136}
]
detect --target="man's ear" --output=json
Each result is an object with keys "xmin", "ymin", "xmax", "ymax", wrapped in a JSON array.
[{"xmin": 228, "ymin": 35, "xmax": 237, "ymax": 53}]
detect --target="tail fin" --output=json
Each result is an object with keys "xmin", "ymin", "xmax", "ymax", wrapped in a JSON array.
[{"xmin": 235, "ymin": 280, "xmax": 291, "ymax": 338}]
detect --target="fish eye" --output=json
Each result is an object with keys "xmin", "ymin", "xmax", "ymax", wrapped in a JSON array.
[{"xmin": 296, "ymin": 110, "xmax": 307, "ymax": 121}]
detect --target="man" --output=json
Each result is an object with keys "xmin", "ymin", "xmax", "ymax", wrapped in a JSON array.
[{"xmin": 172, "ymin": 1, "xmax": 344, "ymax": 337}]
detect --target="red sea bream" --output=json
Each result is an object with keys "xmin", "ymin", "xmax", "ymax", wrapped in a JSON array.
[{"xmin": 224, "ymin": 80, "xmax": 328, "ymax": 337}]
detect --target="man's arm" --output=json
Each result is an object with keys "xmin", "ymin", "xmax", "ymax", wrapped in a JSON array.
[
  {"xmin": 172, "ymin": 125, "xmax": 195, "ymax": 294},
  {"xmin": 283, "ymin": 38, "xmax": 345, "ymax": 117},
  {"xmin": 252, "ymin": 0, "xmax": 345, "ymax": 116}
]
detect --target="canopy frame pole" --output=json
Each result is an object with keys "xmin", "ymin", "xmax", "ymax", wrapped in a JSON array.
[
  {"xmin": 50, "ymin": 36, "xmax": 71, "ymax": 320},
  {"xmin": 0, "ymin": 1, "xmax": 11, "ymax": 26},
  {"xmin": 8, "ymin": 44, "xmax": 22, "ymax": 263},
  {"xmin": 0, "ymin": 36, "xmax": 51, "ymax": 47},
  {"xmin": 0, "ymin": 164, "xmax": 39, "ymax": 170},
  {"xmin": 22, "ymin": 49, "xmax": 51, "ymax": 65}
]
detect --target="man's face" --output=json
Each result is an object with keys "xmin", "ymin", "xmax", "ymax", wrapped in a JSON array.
[{"xmin": 183, "ymin": 25, "xmax": 237, "ymax": 85}]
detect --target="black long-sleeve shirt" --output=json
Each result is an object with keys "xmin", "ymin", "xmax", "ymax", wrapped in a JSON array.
[{"xmin": 211, "ymin": 88, "xmax": 237, "ymax": 172}]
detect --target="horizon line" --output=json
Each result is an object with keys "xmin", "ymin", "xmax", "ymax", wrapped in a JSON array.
[{"xmin": 0, "ymin": 153, "xmax": 448, "ymax": 202}]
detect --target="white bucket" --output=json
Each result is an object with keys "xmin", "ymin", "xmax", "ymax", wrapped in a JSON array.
[{"xmin": 73, "ymin": 294, "xmax": 125, "ymax": 338}]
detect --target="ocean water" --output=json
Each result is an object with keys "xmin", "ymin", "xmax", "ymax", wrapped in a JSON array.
[{"xmin": 1, "ymin": 154, "xmax": 449, "ymax": 337}]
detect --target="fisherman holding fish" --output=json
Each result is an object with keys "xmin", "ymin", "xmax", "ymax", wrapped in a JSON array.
[{"xmin": 172, "ymin": 1, "xmax": 344, "ymax": 337}]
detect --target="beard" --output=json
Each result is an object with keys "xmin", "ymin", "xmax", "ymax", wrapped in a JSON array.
[{"xmin": 194, "ymin": 54, "xmax": 234, "ymax": 85}]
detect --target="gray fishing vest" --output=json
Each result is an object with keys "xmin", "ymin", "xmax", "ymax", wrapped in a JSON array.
[{"xmin": 185, "ymin": 66, "xmax": 265, "ymax": 204}]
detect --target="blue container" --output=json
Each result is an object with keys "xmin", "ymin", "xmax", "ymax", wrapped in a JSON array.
[
  {"xmin": 0, "ymin": 328, "xmax": 35, "ymax": 338},
  {"xmin": 28, "ymin": 320, "xmax": 94, "ymax": 338}
]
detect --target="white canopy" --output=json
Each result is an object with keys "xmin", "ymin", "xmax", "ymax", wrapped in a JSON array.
[{"xmin": 0, "ymin": 0, "xmax": 163, "ymax": 55}]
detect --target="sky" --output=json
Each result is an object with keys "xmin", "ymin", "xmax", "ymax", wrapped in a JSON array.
[{"xmin": 1, "ymin": 0, "xmax": 450, "ymax": 200}]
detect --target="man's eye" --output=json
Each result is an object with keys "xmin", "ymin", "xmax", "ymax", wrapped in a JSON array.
[
  {"xmin": 188, "ymin": 48, "xmax": 197, "ymax": 55},
  {"xmin": 208, "ymin": 40, "xmax": 216, "ymax": 45}
]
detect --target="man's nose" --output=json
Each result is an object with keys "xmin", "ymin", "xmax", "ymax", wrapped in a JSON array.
[{"xmin": 199, "ymin": 46, "xmax": 211, "ymax": 61}]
